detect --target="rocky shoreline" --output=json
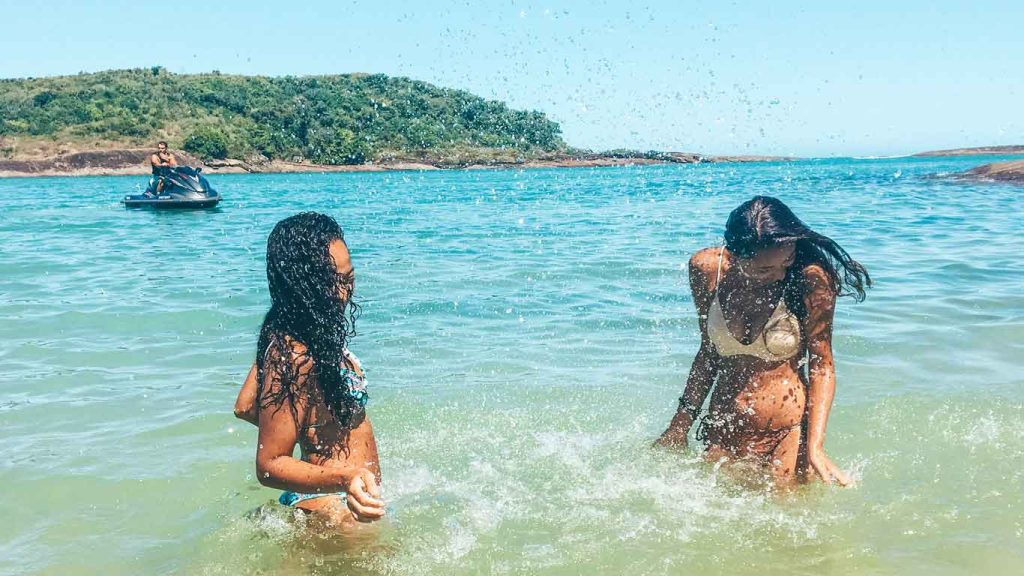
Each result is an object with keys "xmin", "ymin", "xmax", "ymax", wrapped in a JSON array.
[
  {"xmin": 0, "ymin": 148, "xmax": 794, "ymax": 178},
  {"xmin": 953, "ymin": 160, "xmax": 1024, "ymax": 184},
  {"xmin": 913, "ymin": 145, "xmax": 1024, "ymax": 157}
]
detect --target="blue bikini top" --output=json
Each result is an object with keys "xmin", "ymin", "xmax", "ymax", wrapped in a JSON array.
[{"xmin": 340, "ymin": 349, "xmax": 368, "ymax": 408}]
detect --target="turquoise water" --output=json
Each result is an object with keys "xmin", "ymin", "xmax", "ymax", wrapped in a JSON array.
[{"xmin": 1, "ymin": 157, "xmax": 1022, "ymax": 575}]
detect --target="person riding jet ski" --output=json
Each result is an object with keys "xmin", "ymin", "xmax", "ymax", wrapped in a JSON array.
[
  {"xmin": 122, "ymin": 143, "xmax": 221, "ymax": 209},
  {"xmin": 150, "ymin": 141, "xmax": 177, "ymax": 196}
]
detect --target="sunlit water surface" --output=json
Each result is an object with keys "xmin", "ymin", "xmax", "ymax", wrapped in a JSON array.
[{"xmin": 1, "ymin": 157, "xmax": 1022, "ymax": 575}]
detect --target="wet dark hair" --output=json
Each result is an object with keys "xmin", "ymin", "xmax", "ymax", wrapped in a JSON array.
[
  {"xmin": 724, "ymin": 196, "xmax": 870, "ymax": 314},
  {"xmin": 157, "ymin": 141, "xmax": 168, "ymax": 147},
  {"xmin": 255, "ymin": 212, "xmax": 362, "ymax": 452}
]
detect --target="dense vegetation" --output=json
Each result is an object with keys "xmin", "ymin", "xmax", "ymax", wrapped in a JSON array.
[{"xmin": 0, "ymin": 68, "xmax": 565, "ymax": 164}]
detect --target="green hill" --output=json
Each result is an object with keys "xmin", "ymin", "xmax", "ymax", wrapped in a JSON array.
[{"xmin": 0, "ymin": 67, "xmax": 565, "ymax": 165}]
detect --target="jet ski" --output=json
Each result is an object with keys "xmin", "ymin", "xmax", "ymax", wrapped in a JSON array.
[{"xmin": 123, "ymin": 166, "xmax": 221, "ymax": 209}]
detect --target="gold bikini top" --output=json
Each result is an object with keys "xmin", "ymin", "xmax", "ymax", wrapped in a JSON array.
[{"xmin": 706, "ymin": 248, "xmax": 802, "ymax": 362}]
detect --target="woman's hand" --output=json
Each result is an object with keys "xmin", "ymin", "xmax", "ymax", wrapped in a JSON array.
[
  {"xmin": 654, "ymin": 404, "xmax": 698, "ymax": 450},
  {"xmin": 807, "ymin": 448, "xmax": 851, "ymax": 486},
  {"xmin": 654, "ymin": 426, "xmax": 688, "ymax": 450},
  {"xmin": 346, "ymin": 468, "xmax": 386, "ymax": 522}
]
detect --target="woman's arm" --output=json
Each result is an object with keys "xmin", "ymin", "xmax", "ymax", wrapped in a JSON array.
[
  {"xmin": 656, "ymin": 249, "xmax": 721, "ymax": 448},
  {"xmin": 254, "ymin": 350, "xmax": 386, "ymax": 519},
  {"xmin": 802, "ymin": 265, "xmax": 852, "ymax": 486},
  {"xmin": 233, "ymin": 363, "xmax": 259, "ymax": 425},
  {"xmin": 656, "ymin": 344, "xmax": 719, "ymax": 448},
  {"xmin": 255, "ymin": 391, "xmax": 362, "ymax": 494}
]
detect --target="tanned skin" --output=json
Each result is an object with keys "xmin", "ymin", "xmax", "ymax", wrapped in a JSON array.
[
  {"xmin": 656, "ymin": 244, "xmax": 851, "ymax": 487},
  {"xmin": 234, "ymin": 240, "xmax": 387, "ymax": 525},
  {"xmin": 150, "ymin": 142, "xmax": 177, "ymax": 194}
]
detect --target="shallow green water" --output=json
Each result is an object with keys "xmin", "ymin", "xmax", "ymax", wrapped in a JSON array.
[{"xmin": 1, "ymin": 157, "xmax": 1022, "ymax": 575}]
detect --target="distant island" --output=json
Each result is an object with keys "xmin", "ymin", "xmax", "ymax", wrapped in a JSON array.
[
  {"xmin": 913, "ymin": 145, "xmax": 1024, "ymax": 157},
  {"xmin": 0, "ymin": 68, "xmax": 789, "ymax": 177}
]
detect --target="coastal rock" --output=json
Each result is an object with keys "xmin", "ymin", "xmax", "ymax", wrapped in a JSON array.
[
  {"xmin": 0, "ymin": 148, "xmax": 205, "ymax": 177},
  {"xmin": 955, "ymin": 160, "xmax": 1024, "ymax": 184},
  {"xmin": 202, "ymin": 158, "xmax": 253, "ymax": 172}
]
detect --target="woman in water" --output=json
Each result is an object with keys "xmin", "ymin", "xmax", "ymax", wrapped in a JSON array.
[
  {"xmin": 234, "ymin": 212, "xmax": 386, "ymax": 524},
  {"xmin": 656, "ymin": 196, "xmax": 869, "ymax": 486}
]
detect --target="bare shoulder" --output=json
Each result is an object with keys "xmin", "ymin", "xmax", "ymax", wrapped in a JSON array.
[
  {"xmin": 259, "ymin": 336, "xmax": 316, "ymax": 414},
  {"xmin": 285, "ymin": 336, "xmax": 309, "ymax": 357},
  {"xmin": 688, "ymin": 247, "xmax": 722, "ymax": 278},
  {"xmin": 688, "ymin": 247, "xmax": 723, "ymax": 289},
  {"xmin": 284, "ymin": 338, "xmax": 315, "ymax": 377},
  {"xmin": 799, "ymin": 263, "xmax": 837, "ymax": 325},
  {"xmin": 262, "ymin": 336, "xmax": 315, "ymax": 383},
  {"xmin": 800, "ymin": 263, "xmax": 836, "ymax": 296},
  {"xmin": 687, "ymin": 247, "xmax": 724, "ymax": 308}
]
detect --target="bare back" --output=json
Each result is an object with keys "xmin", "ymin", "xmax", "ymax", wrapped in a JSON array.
[{"xmin": 255, "ymin": 340, "xmax": 381, "ymax": 481}]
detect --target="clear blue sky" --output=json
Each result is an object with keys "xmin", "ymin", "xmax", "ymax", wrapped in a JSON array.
[{"xmin": 2, "ymin": 0, "xmax": 1021, "ymax": 156}]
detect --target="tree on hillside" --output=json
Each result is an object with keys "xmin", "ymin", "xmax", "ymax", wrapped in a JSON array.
[{"xmin": 183, "ymin": 127, "xmax": 229, "ymax": 160}]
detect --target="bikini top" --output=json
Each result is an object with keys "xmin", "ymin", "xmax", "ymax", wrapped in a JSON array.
[
  {"xmin": 706, "ymin": 248, "xmax": 802, "ymax": 362},
  {"xmin": 340, "ymin": 349, "xmax": 368, "ymax": 408}
]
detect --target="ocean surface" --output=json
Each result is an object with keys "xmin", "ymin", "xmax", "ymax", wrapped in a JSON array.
[{"xmin": 1, "ymin": 156, "xmax": 1022, "ymax": 575}]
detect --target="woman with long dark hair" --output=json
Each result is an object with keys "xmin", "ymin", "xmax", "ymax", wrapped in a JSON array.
[
  {"xmin": 234, "ymin": 212, "xmax": 385, "ymax": 524},
  {"xmin": 656, "ymin": 196, "xmax": 870, "ymax": 485}
]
